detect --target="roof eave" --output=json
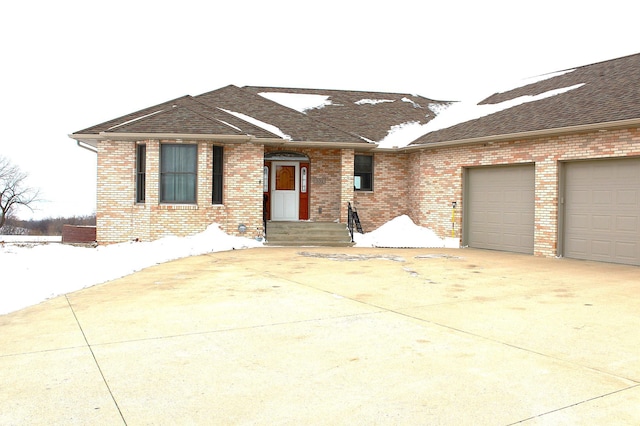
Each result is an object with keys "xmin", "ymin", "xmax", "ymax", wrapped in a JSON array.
[
  {"xmin": 261, "ymin": 139, "xmax": 376, "ymax": 151},
  {"xmin": 69, "ymin": 134, "xmax": 101, "ymax": 148},
  {"xmin": 70, "ymin": 132, "xmax": 258, "ymax": 144},
  {"xmin": 400, "ymin": 118, "xmax": 640, "ymax": 152},
  {"xmin": 70, "ymin": 132, "xmax": 376, "ymax": 150}
]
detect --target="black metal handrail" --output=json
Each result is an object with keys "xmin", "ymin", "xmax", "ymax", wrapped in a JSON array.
[
  {"xmin": 347, "ymin": 202, "xmax": 355, "ymax": 242},
  {"xmin": 263, "ymin": 194, "xmax": 268, "ymax": 239}
]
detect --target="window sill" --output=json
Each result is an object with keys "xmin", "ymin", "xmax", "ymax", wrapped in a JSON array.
[{"xmin": 159, "ymin": 204, "xmax": 198, "ymax": 210}]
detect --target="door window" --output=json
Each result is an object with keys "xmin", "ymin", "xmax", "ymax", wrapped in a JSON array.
[{"xmin": 276, "ymin": 165, "xmax": 296, "ymax": 190}]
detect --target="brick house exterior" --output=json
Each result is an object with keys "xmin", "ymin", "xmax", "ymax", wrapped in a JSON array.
[{"xmin": 72, "ymin": 53, "xmax": 640, "ymax": 266}]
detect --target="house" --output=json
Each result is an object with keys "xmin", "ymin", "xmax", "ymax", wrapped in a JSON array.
[{"xmin": 70, "ymin": 53, "xmax": 640, "ymax": 266}]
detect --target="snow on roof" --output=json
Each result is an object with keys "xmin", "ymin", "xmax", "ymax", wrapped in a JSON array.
[
  {"xmin": 107, "ymin": 109, "xmax": 167, "ymax": 131},
  {"xmin": 401, "ymin": 97, "xmax": 423, "ymax": 108},
  {"xmin": 428, "ymin": 102, "xmax": 449, "ymax": 115},
  {"xmin": 377, "ymin": 70, "xmax": 583, "ymax": 148},
  {"xmin": 217, "ymin": 119, "xmax": 242, "ymax": 132},
  {"xmin": 354, "ymin": 99, "xmax": 395, "ymax": 105},
  {"xmin": 219, "ymin": 108, "xmax": 292, "ymax": 140},
  {"xmin": 257, "ymin": 92, "xmax": 332, "ymax": 113}
]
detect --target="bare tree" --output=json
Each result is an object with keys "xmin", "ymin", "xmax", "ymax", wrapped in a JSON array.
[{"xmin": 0, "ymin": 155, "xmax": 40, "ymax": 230}]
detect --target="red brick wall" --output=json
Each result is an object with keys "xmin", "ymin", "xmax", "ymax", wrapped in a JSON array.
[
  {"xmin": 95, "ymin": 127, "xmax": 640, "ymax": 256},
  {"xmin": 62, "ymin": 225, "xmax": 96, "ymax": 243},
  {"xmin": 97, "ymin": 140, "xmax": 264, "ymax": 244},
  {"xmin": 353, "ymin": 152, "xmax": 410, "ymax": 233},
  {"xmin": 408, "ymin": 127, "xmax": 640, "ymax": 257}
]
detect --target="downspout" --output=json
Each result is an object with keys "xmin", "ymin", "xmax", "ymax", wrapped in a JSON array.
[{"xmin": 77, "ymin": 141, "xmax": 98, "ymax": 153}]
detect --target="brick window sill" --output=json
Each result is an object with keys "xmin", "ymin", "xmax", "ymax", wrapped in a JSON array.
[{"xmin": 158, "ymin": 204, "xmax": 198, "ymax": 210}]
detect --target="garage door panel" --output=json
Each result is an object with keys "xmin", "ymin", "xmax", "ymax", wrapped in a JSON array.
[
  {"xmin": 567, "ymin": 213, "xmax": 589, "ymax": 229},
  {"xmin": 563, "ymin": 158, "xmax": 640, "ymax": 266},
  {"xmin": 591, "ymin": 215, "xmax": 612, "ymax": 231},
  {"xmin": 616, "ymin": 216, "xmax": 637, "ymax": 232},
  {"xmin": 592, "ymin": 190, "xmax": 613, "ymax": 204},
  {"xmin": 486, "ymin": 211, "xmax": 502, "ymax": 224},
  {"xmin": 615, "ymin": 242, "xmax": 637, "ymax": 261},
  {"xmin": 591, "ymin": 240, "xmax": 612, "ymax": 257},
  {"xmin": 617, "ymin": 190, "xmax": 637, "ymax": 205},
  {"xmin": 504, "ymin": 189, "xmax": 527, "ymax": 202},
  {"xmin": 522, "ymin": 211, "xmax": 535, "ymax": 223},
  {"xmin": 502, "ymin": 212, "xmax": 519, "ymax": 224},
  {"xmin": 567, "ymin": 190, "xmax": 589, "ymax": 204},
  {"xmin": 488, "ymin": 191, "xmax": 502, "ymax": 203},
  {"xmin": 467, "ymin": 165, "xmax": 534, "ymax": 254},
  {"xmin": 566, "ymin": 238, "xmax": 588, "ymax": 256}
]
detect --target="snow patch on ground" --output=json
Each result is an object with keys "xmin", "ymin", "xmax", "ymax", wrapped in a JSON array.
[
  {"xmin": 354, "ymin": 215, "xmax": 459, "ymax": 249},
  {"xmin": 1, "ymin": 216, "xmax": 458, "ymax": 316},
  {"xmin": 1, "ymin": 224, "xmax": 262, "ymax": 315}
]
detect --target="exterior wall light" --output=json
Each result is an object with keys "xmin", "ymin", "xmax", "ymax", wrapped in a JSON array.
[{"xmin": 238, "ymin": 223, "xmax": 247, "ymax": 234}]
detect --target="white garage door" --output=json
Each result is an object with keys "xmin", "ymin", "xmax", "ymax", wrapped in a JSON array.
[
  {"xmin": 563, "ymin": 158, "xmax": 640, "ymax": 266},
  {"xmin": 466, "ymin": 165, "xmax": 535, "ymax": 254}
]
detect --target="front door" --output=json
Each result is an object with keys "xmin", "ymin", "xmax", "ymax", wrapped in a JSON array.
[{"xmin": 271, "ymin": 162, "xmax": 299, "ymax": 220}]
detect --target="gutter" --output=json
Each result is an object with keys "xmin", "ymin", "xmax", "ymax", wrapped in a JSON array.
[
  {"xmin": 96, "ymin": 132, "xmax": 256, "ymax": 143},
  {"xmin": 260, "ymin": 139, "xmax": 376, "ymax": 151},
  {"xmin": 398, "ymin": 117, "xmax": 640, "ymax": 152},
  {"xmin": 69, "ymin": 132, "xmax": 375, "ymax": 151}
]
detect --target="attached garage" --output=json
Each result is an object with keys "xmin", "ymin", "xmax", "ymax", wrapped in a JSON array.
[
  {"xmin": 562, "ymin": 158, "xmax": 640, "ymax": 266},
  {"xmin": 464, "ymin": 165, "xmax": 535, "ymax": 254}
]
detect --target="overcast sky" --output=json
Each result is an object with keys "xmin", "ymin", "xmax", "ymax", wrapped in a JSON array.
[{"xmin": 1, "ymin": 0, "xmax": 638, "ymax": 220}]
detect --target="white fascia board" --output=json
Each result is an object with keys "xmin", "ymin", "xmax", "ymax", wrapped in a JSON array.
[{"xmin": 399, "ymin": 118, "xmax": 640, "ymax": 152}]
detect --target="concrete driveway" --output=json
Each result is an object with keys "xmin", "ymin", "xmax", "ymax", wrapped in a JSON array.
[{"xmin": 1, "ymin": 247, "xmax": 639, "ymax": 425}]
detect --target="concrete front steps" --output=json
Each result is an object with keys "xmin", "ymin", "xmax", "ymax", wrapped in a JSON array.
[{"xmin": 265, "ymin": 221, "xmax": 354, "ymax": 247}]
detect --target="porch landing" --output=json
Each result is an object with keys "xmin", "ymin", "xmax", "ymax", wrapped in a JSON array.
[{"xmin": 265, "ymin": 221, "xmax": 353, "ymax": 247}]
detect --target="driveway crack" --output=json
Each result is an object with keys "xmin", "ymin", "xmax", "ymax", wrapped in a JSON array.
[{"xmin": 65, "ymin": 295, "xmax": 127, "ymax": 425}]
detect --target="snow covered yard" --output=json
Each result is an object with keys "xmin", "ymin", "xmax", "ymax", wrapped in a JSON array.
[{"xmin": 1, "ymin": 216, "xmax": 457, "ymax": 315}]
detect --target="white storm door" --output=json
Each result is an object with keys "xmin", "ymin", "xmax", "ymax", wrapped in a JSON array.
[{"xmin": 271, "ymin": 162, "xmax": 299, "ymax": 221}]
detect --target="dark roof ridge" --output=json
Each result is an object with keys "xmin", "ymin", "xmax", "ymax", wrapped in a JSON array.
[
  {"xmin": 563, "ymin": 51, "xmax": 640, "ymax": 72},
  {"xmin": 245, "ymin": 85, "xmax": 451, "ymax": 103}
]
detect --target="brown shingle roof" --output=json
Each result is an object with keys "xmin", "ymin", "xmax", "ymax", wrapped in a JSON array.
[
  {"xmin": 73, "ymin": 85, "xmax": 366, "ymax": 144},
  {"xmin": 105, "ymin": 97, "xmax": 278, "ymax": 138},
  {"xmin": 73, "ymin": 96, "xmax": 192, "ymax": 135},
  {"xmin": 411, "ymin": 53, "xmax": 640, "ymax": 146},
  {"xmin": 195, "ymin": 85, "xmax": 365, "ymax": 143},
  {"xmin": 245, "ymin": 86, "xmax": 451, "ymax": 143},
  {"xmin": 72, "ymin": 53, "xmax": 639, "ymax": 148}
]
